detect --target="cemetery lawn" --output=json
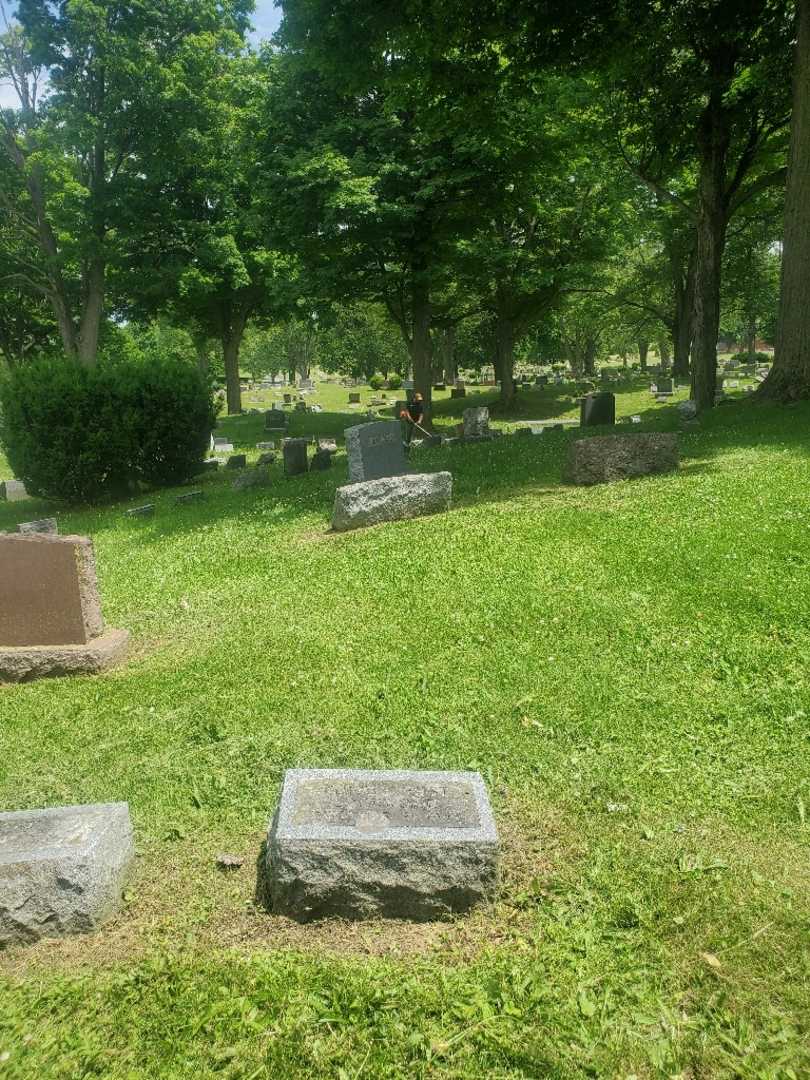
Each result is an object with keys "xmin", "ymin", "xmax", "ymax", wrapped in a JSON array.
[{"xmin": 1, "ymin": 391, "xmax": 810, "ymax": 1078}]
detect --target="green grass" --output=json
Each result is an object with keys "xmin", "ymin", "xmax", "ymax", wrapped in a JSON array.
[{"xmin": 1, "ymin": 381, "xmax": 808, "ymax": 1078}]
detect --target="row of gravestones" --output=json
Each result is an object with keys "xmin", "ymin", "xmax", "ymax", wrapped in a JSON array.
[{"xmin": 0, "ymin": 768, "xmax": 500, "ymax": 944}]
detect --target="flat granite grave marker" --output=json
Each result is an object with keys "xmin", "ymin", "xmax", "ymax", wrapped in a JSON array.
[
  {"xmin": 345, "ymin": 421, "xmax": 408, "ymax": 483},
  {"xmin": 18, "ymin": 518, "xmax": 58, "ymax": 535},
  {"xmin": 0, "ymin": 802, "xmax": 135, "ymax": 945},
  {"xmin": 564, "ymin": 433, "xmax": 678, "ymax": 486},
  {"xmin": 283, "ymin": 437, "xmax": 309, "ymax": 476},
  {"xmin": 267, "ymin": 769, "xmax": 498, "ymax": 920},
  {"xmin": 332, "ymin": 472, "xmax": 452, "ymax": 532},
  {"xmin": 0, "ymin": 534, "xmax": 129, "ymax": 682}
]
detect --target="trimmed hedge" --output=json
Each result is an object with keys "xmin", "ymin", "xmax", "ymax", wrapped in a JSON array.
[{"xmin": 0, "ymin": 355, "xmax": 216, "ymax": 503}]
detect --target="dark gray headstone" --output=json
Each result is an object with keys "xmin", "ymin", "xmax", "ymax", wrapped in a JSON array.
[
  {"xmin": 265, "ymin": 410, "xmax": 287, "ymax": 430},
  {"xmin": 450, "ymin": 386, "xmax": 466, "ymax": 399},
  {"xmin": 18, "ymin": 518, "xmax": 58, "ymax": 535},
  {"xmin": 349, "ymin": 392, "xmax": 361, "ymax": 404},
  {"xmin": 226, "ymin": 454, "xmax": 246, "ymax": 469},
  {"xmin": 309, "ymin": 449, "xmax": 333, "ymax": 471},
  {"xmin": 345, "ymin": 421, "xmax": 408, "ymax": 483},
  {"xmin": 283, "ymin": 438, "xmax": 309, "ymax": 476},
  {"xmin": 580, "ymin": 392, "xmax": 615, "ymax": 427}
]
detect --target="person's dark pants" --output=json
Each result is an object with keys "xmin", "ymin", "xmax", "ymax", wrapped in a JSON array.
[{"xmin": 403, "ymin": 419, "xmax": 416, "ymax": 446}]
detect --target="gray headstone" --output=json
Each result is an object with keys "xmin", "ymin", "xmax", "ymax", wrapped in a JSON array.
[
  {"xmin": 226, "ymin": 454, "xmax": 246, "ymax": 469},
  {"xmin": 257, "ymin": 451, "xmax": 276, "ymax": 466},
  {"xmin": 283, "ymin": 438, "xmax": 309, "ymax": 476},
  {"xmin": 309, "ymin": 448, "xmax": 333, "ymax": 471},
  {"xmin": 349, "ymin": 392, "xmax": 361, "ymax": 404},
  {"xmin": 677, "ymin": 400, "xmax": 698, "ymax": 420},
  {"xmin": 267, "ymin": 768, "xmax": 498, "ymax": 920},
  {"xmin": 655, "ymin": 377, "xmax": 674, "ymax": 395},
  {"xmin": 580, "ymin": 392, "xmax": 616, "ymax": 427},
  {"xmin": 265, "ymin": 410, "xmax": 288, "ymax": 431},
  {"xmin": 0, "ymin": 802, "xmax": 135, "ymax": 944},
  {"xmin": 213, "ymin": 438, "xmax": 234, "ymax": 452},
  {"xmin": 450, "ymin": 386, "xmax": 467, "ymax": 399},
  {"xmin": 462, "ymin": 407, "xmax": 490, "ymax": 438},
  {"xmin": 332, "ymin": 471, "xmax": 452, "ymax": 532},
  {"xmin": 345, "ymin": 421, "xmax": 408, "ymax": 483},
  {"xmin": 256, "ymin": 441, "xmax": 275, "ymax": 450},
  {"xmin": 18, "ymin": 518, "xmax": 58, "ymax": 535},
  {"xmin": 564, "ymin": 433, "xmax": 679, "ymax": 486},
  {"xmin": 1, "ymin": 480, "xmax": 29, "ymax": 502}
]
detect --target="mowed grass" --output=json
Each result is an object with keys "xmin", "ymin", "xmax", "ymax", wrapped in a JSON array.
[{"xmin": 1, "ymin": 385, "xmax": 809, "ymax": 1078}]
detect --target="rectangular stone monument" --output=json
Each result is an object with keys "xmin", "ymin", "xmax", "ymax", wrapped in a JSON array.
[
  {"xmin": 265, "ymin": 410, "xmax": 288, "ymax": 430},
  {"xmin": 18, "ymin": 518, "xmax": 58, "ymax": 535},
  {"xmin": 462, "ymin": 407, "xmax": 490, "ymax": 438},
  {"xmin": 580, "ymin": 391, "xmax": 616, "ymax": 427},
  {"xmin": 654, "ymin": 377, "xmax": 674, "ymax": 395},
  {"xmin": 0, "ymin": 802, "xmax": 135, "ymax": 945},
  {"xmin": 345, "ymin": 421, "xmax": 408, "ymax": 483},
  {"xmin": 450, "ymin": 386, "xmax": 467, "ymax": 399},
  {"xmin": 1, "ymin": 479, "xmax": 29, "ymax": 502},
  {"xmin": 212, "ymin": 438, "xmax": 234, "ymax": 453},
  {"xmin": 283, "ymin": 437, "xmax": 309, "ymax": 476},
  {"xmin": 332, "ymin": 472, "xmax": 452, "ymax": 533},
  {"xmin": 0, "ymin": 534, "xmax": 129, "ymax": 681},
  {"xmin": 564, "ymin": 433, "xmax": 678, "ymax": 486},
  {"xmin": 267, "ymin": 768, "xmax": 498, "ymax": 920},
  {"xmin": 349, "ymin": 392, "xmax": 361, "ymax": 404}
]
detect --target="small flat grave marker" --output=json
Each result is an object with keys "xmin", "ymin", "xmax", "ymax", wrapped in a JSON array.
[
  {"xmin": 174, "ymin": 490, "xmax": 204, "ymax": 505},
  {"xmin": 18, "ymin": 518, "xmax": 58, "ymax": 535},
  {"xmin": 125, "ymin": 504, "xmax": 155, "ymax": 517},
  {"xmin": 267, "ymin": 768, "xmax": 498, "ymax": 920}
]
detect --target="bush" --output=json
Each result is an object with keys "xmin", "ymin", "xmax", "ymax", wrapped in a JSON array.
[
  {"xmin": 368, "ymin": 374, "xmax": 384, "ymax": 390},
  {"xmin": 729, "ymin": 351, "xmax": 771, "ymax": 365},
  {"xmin": 0, "ymin": 355, "xmax": 216, "ymax": 503},
  {"xmin": 386, "ymin": 373, "xmax": 403, "ymax": 390}
]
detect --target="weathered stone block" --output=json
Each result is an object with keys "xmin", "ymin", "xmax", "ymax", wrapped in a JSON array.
[
  {"xmin": 226, "ymin": 454, "xmax": 246, "ymax": 469},
  {"xmin": 18, "ymin": 518, "xmax": 58, "ymax": 535},
  {"xmin": 564, "ymin": 433, "xmax": 679, "ymax": 486},
  {"xmin": 267, "ymin": 769, "xmax": 498, "ymax": 921},
  {"xmin": 0, "ymin": 802, "xmax": 135, "ymax": 945},
  {"xmin": 332, "ymin": 472, "xmax": 452, "ymax": 533},
  {"xmin": 283, "ymin": 438, "xmax": 309, "ymax": 476}
]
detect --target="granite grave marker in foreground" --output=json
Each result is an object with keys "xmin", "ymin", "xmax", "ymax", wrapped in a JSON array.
[
  {"xmin": 267, "ymin": 769, "xmax": 498, "ymax": 920},
  {"xmin": 0, "ymin": 802, "xmax": 135, "ymax": 945},
  {"xmin": 345, "ymin": 421, "xmax": 408, "ymax": 483},
  {"xmin": 0, "ymin": 534, "xmax": 129, "ymax": 681},
  {"xmin": 332, "ymin": 472, "xmax": 452, "ymax": 532},
  {"xmin": 564, "ymin": 433, "xmax": 678, "ymax": 486}
]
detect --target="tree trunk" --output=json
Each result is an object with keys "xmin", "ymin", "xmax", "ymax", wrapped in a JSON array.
[
  {"xmin": 657, "ymin": 337, "xmax": 671, "ymax": 369},
  {"xmin": 495, "ymin": 315, "xmax": 516, "ymax": 407},
  {"xmin": 691, "ymin": 90, "xmax": 731, "ymax": 412},
  {"xmin": 745, "ymin": 323, "xmax": 757, "ymax": 359},
  {"xmin": 77, "ymin": 260, "xmax": 105, "ymax": 367},
  {"xmin": 672, "ymin": 248, "xmax": 696, "ymax": 381},
  {"xmin": 222, "ymin": 312, "xmax": 248, "ymax": 415},
  {"xmin": 638, "ymin": 340, "xmax": 649, "ymax": 370},
  {"xmin": 193, "ymin": 333, "xmax": 210, "ymax": 375},
  {"xmin": 409, "ymin": 276, "xmax": 433, "ymax": 427},
  {"xmin": 583, "ymin": 339, "xmax": 597, "ymax": 377},
  {"xmin": 760, "ymin": 2, "xmax": 810, "ymax": 400}
]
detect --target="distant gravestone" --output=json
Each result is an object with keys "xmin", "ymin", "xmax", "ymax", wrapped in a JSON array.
[
  {"xmin": 654, "ymin": 377, "xmax": 674, "ymax": 395},
  {"xmin": 450, "ymin": 386, "xmax": 467, "ymax": 399},
  {"xmin": 309, "ymin": 448, "xmax": 333, "ymax": 471},
  {"xmin": 1, "ymin": 480, "xmax": 29, "ymax": 502},
  {"xmin": 462, "ymin": 407, "xmax": 490, "ymax": 438},
  {"xmin": 332, "ymin": 472, "xmax": 452, "ymax": 533},
  {"xmin": 564, "ymin": 433, "xmax": 678, "ymax": 486},
  {"xmin": 283, "ymin": 438, "xmax": 309, "ymax": 476},
  {"xmin": 124, "ymin": 504, "xmax": 155, "ymax": 517},
  {"xmin": 0, "ymin": 802, "xmax": 135, "ymax": 945},
  {"xmin": 349, "ymin": 392, "xmax": 361, "ymax": 404},
  {"xmin": 433, "ymin": 383, "xmax": 446, "ymax": 392},
  {"xmin": 284, "ymin": 393, "xmax": 292, "ymax": 403},
  {"xmin": 213, "ymin": 437, "xmax": 234, "ymax": 453},
  {"xmin": 18, "ymin": 518, "xmax": 58, "ymax": 535},
  {"xmin": 265, "ymin": 410, "xmax": 287, "ymax": 430},
  {"xmin": 174, "ymin": 490, "xmax": 204, "ymax": 505},
  {"xmin": 226, "ymin": 454, "xmax": 246, "ymax": 469},
  {"xmin": 256, "ymin": 440, "xmax": 275, "ymax": 450},
  {"xmin": 266, "ymin": 768, "xmax": 498, "ymax": 920},
  {"xmin": 535, "ymin": 375, "xmax": 548, "ymax": 386},
  {"xmin": 345, "ymin": 421, "xmax": 408, "ymax": 483},
  {"xmin": 0, "ymin": 534, "xmax": 129, "ymax": 681},
  {"xmin": 317, "ymin": 438, "xmax": 337, "ymax": 453},
  {"xmin": 580, "ymin": 392, "xmax": 616, "ymax": 427}
]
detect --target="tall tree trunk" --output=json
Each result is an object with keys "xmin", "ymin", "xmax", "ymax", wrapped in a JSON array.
[
  {"xmin": 692, "ymin": 91, "xmax": 731, "ymax": 412},
  {"xmin": 638, "ymin": 340, "xmax": 649, "ymax": 370},
  {"xmin": 409, "ymin": 275, "xmax": 433, "ymax": 427},
  {"xmin": 583, "ymin": 339, "xmax": 597, "ymax": 377},
  {"xmin": 657, "ymin": 338, "xmax": 671, "ymax": 369},
  {"xmin": 77, "ymin": 260, "xmax": 105, "ymax": 367},
  {"xmin": 222, "ymin": 311, "xmax": 248, "ymax": 415},
  {"xmin": 745, "ymin": 322, "xmax": 757, "ymax": 359},
  {"xmin": 193, "ymin": 332, "xmax": 210, "ymax": 376},
  {"xmin": 760, "ymin": 0, "xmax": 810, "ymax": 401},
  {"xmin": 495, "ymin": 314, "xmax": 516, "ymax": 407},
  {"xmin": 672, "ymin": 248, "xmax": 696, "ymax": 381}
]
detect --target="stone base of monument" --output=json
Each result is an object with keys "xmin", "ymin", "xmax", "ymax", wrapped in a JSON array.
[
  {"xmin": 564, "ymin": 433, "xmax": 678, "ymax": 486},
  {"xmin": 332, "ymin": 472, "xmax": 452, "ymax": 532},
  {"xmin": 267, "ymin": 769, "xmax": 498, "ymax": 921},
  {"xmin": 0, "ymin": 802, "xmax": 135, "ymax": 945},
  {"xmin": 0, "ymin": 627, "xmax": 130, "ymax": 683}
]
